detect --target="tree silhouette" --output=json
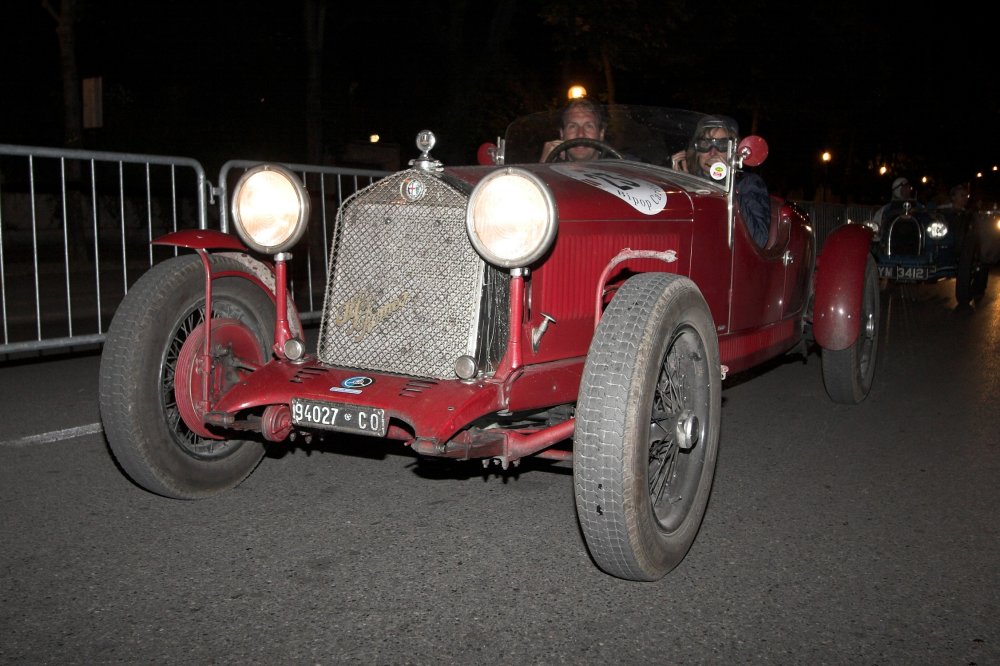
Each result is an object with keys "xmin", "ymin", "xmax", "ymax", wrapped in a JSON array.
[
  {"xmin": 538, "ymin": 0, "xmax": 684, "ymax": 106},
  {"xmin": 41, "ymin": 0, "xmax": 83, "ymax": 150},
  {"xmin": 304, "ymin": 0, "xmax": 326, "ymax": 165}
]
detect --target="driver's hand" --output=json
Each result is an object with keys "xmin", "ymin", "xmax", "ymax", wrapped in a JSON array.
[
  {"xmin": 671, "ymin": 150, "xmax": 688, "ymax": 172},
  {"xmin": 540, "ymin": 140, "xmax": 562, "ymax": 163}
]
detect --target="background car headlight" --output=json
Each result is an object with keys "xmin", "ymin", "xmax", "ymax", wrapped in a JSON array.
[
  {"xmin": 926, "ymin": 219, "xmax": 948, "ymax": 239},
  {"xmin": 466, "ymin": 167, "xmax": 557, "ymax": 268},
  {"xmin": 231, "ymin": 164, "xmax": 310, "ymax": 255},
  {"xmin": 862, "ymin": 218, "xmax": 881, "ymax": 240}
]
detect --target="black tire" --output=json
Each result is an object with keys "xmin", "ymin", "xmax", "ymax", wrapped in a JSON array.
[
  {"xmin": 973, "ymin": 265, "xmax": 990, "ymax": 297},
  {"xmin": 544, "ymin": 137, "xmax": 624, "ymax": 162},
  {"xmin": 821, "ymin": 255, "xmax": 880, "ymax": 404},
  {"xmin": 99, "ymin": 254, "xmax": 275, "ymax": 499},
  {"xmin": 956, "ymin": 236, "xmax": 988, "ymax": 305},
  {"xmin": 574, "ymin": 273, "xmax": 721, "ymax": 581}
]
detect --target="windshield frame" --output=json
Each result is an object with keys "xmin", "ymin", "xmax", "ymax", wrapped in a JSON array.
[{"xmin": 500, "ymin": 105, "xmax": 711, "ymax": 171}]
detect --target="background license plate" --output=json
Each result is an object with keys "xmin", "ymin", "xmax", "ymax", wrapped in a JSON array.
[
  {"xmin": 879, "ymin": 265, "xmax": 931, "ymax": 280},
  {"xmin": 896, "ymin": 266, "xmax": 930, "ymax": 280},
  {"xmin": 291, "ymin": 398, "xmax": 387, "ymax": 437}
]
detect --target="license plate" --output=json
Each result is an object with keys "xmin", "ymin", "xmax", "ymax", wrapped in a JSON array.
[
  {"xmin": 877, "ymin": 265, "xmax": 932, "ymax": 280},
  {"xmin": 291, "ymin": 398, "xmax": 387, "ymax": 437}
]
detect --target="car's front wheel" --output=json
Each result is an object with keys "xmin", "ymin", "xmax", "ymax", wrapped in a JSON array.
[
  {"xmin": 99, "ymin": 254, "xmax": 275, "ymax": 499},
  {"xmin": 574, "ymin": 273, "xmax": 721, "ymax": 581}
]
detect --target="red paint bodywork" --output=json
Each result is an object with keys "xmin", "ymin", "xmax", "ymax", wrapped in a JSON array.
[
  {"xmin": 812, "ymin": 223, "xmax": 874, "ymax": 351},
  {"xmin": 153, "ymin": 229, "xmax": 247, "ymax": 251},
  {"xmin": 449, "ymin": 162, "xmax": 819, "ymax": 375},
  {"xmin": 157, "ymin": 156, "xmax": 870, "ymax": 462}
]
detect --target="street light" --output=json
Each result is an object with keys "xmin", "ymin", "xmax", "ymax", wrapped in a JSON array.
[
  {"xmin": 567, "ymin": 85, "xmax": 587, "ymax": 99},
  {"xmin": 820, "ymin": 151, "xmax": 832, "ymax": 202}
]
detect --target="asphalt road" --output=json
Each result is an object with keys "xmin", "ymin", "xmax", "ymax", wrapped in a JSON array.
[{"xmin": 1, "ymin": 272, "xmax": 998, "ymax": 665}]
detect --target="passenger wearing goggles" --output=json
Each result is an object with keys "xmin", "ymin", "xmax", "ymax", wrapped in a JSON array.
[{"xmin": 671, "ymin": 115, "xmax": 771, "ymax": 247}]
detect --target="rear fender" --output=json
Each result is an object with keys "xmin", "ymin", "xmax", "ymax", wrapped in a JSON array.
[{"xmin": 812, "ymin": 224, "xmax": 874, "ymax": 351}]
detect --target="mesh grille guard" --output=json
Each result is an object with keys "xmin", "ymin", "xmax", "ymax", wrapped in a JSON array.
[{"xmin": 317, "ymin": 170, "xmax": 509, "ymax": 379}]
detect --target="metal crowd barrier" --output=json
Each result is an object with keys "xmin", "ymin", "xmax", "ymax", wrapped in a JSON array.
[
  {"xmin": 1, "ymin": 144, "xmax": 386, "ymax": 358},
  {"xmin": 798, "ymin": 201, "xmax": 880, "ymax": 248},
  {"xmin": 1, "ymin": 142, "xmax": 876, "ymax": 360},
  {"xmin": 215, "ymin": 160, "xmax": 387, "ymax": 321},
  {"xmin": 0, "ymin": 144, "xmax": 210, "ymax": 357}
]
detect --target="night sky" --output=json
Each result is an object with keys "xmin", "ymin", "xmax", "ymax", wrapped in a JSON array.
[{"xmin": 2, "ymin": 1, "xmax": 997, "ymax": 205}]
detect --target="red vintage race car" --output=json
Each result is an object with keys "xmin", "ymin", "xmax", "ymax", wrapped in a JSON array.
[{"xmin": 99, "ymin": 105, "xmax": 879, "ymax": 581}]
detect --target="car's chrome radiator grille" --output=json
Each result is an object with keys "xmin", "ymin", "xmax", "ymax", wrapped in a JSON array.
[
  {"xmin": 885, "ymin": 217, "xmax": 922, "ymax": 256},
  {"xmin": 317, "ymin": 170, "xmax": 509, "ymax": 379}
]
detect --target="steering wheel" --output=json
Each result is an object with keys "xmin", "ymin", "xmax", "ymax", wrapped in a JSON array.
[{"xmin": 544, "ymin": 137, "xmax": 623, "ymax": 163}]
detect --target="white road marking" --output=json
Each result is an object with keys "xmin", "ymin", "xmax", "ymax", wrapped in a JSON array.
[{"xmin": 1, "ymin": 423, "xmax": 104, "ymax": 447}]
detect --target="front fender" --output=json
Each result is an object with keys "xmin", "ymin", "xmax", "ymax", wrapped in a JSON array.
[
  {"xmin": 151, "ymin": 231, "xmax": 302, "ymax": 339},
  {"xmin": 813, "ymin": 223, "xmax": 874, "ymax": 351},
  {"xmin": 152, "ymin": 229, "xmax": 248, "ymax": 251}
]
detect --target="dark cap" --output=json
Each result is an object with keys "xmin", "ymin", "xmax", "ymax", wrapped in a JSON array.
[
  {"xmin": 694, "ymin": 114, "xmax": 739, "ymax": 138},
  {"xmin": 891, "ymin": 177, "xmax": 910, "ymax": 198}
]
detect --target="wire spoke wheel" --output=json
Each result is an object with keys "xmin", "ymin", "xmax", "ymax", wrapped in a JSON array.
[
  {"xmin": 648, "ymin": 331, "xmax": 706, "ymax": 531},
  {"xmin": 99, "ymin": 255, "xmax": 275, "ymax": 499},
  {"xmin": 575, "ymin": 273, "xmax": 721, "ymax": 581}
]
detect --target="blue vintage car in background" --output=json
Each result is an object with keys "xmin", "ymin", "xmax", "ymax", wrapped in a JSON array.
[
  {"xmin": 865, "ymin": 200, "xmax": 996, "ymax": 304},
  {"xmin": 866, "ymin": 201, "xmax": 956, "ymax": 282}
]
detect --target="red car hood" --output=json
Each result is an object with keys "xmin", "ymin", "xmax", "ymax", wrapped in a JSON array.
[{"xmin": 447, "ymin": 161, "xmax": 701, "ymax": 223}]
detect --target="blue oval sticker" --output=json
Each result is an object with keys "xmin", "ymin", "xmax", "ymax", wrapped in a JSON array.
[{"xmin": 342, "ymin": 376, "xmax": 374, "ymax": 389}]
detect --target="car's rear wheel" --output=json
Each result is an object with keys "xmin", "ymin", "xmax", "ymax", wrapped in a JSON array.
[
  {"xmin": 99, "ymin": 254, "xmax": 275, "ymax": 499},
  {"xmin": 574, "ymin": 273, "xmax": 721, "ymax": 581},
  {"xmin": 821, "ymin": 255, "xmax": 880, "ymax": 404},
  {"xmin": 956, "ymin": 235, "xmax": 988, "ymax": 305}
]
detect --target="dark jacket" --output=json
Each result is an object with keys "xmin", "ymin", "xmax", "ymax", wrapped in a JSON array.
[{"xmin": 736, "ymin": 172, "xmax": 770, "ymax": 247}]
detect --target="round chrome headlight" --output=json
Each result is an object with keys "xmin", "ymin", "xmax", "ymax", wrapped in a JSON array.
[
  {"xmin": 231, "ymin": 164, "xmax": 310, "ymax": 255},
  {"xmin": 926, "ymin": 218, "xmax": 948, "ymax": 239},
  {"xmin": 466, "ymin": 167, "xmax": 557, "ymax": 268}
]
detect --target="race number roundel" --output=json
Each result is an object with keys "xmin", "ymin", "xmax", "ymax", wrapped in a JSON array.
[{"xmin": 551, "ymin": 164, "xmax": 666, "ymax": 215}]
